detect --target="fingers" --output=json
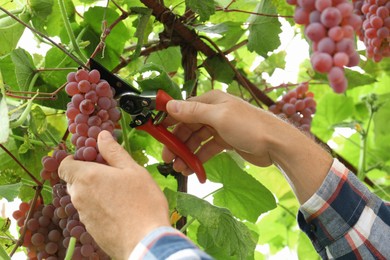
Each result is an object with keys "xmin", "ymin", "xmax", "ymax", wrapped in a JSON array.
[
  {"xmin": 58, "ymin": 155, "xmax": 87, "ymax": 184},
  {"xmin": 97, "ymin": 130, "xmax": 135, "ymax": 169},
  {"xmin": 166, "ymin": 100, "xmax": 218, "ymax": 125}
]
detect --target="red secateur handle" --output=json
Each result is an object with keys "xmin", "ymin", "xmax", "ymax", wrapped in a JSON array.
[{"xmin": 136, "ymin": 90, "xmax": 207, "ymax": 183}]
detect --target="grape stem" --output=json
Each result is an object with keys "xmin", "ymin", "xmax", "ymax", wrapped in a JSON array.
[
  {"xmin": 64, "ymin": 237, "xmax": 76, "ymax": 260},
  {"xmin": 57, "ymin": 0, "xmax": 88, "ymax": 63},
  {"xmin": 9, "ymin": 186, "xmax": 42, "ymax": 257},
  {"xmin": 357, "ymin": 101, "xmax": 375, "ymax": 180}
]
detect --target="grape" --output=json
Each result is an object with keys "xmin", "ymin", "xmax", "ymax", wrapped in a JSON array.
[
  {"xmin": 311, "ymin": 52, "xmax": 333, "ymax": 72},
  {"xmin": 333, "ymin": 52, "xmax": 349, "ymax": 67},
  {"xmin": 31, "ymin": 233, "xmax": 45, "ymax": 246},
  {"xmin": 78, "ymin": 80, "xmax": 92, "ymax": 93},
  {"xmin": 321, "ymin": 7, "xmax": 342, "ymax": 27},
  {"xmin": 65, "ymin": 82, "xmax": 79, "ymax": 96},
  {"xmin": 83, "ymin": 147, "xmax": 98, "ymax": 161},
  {"xmin": 43, "ymin": 157, "xmax": 59, "ymax": 172},
  {"xmin": 89, "ymin": 69, "xmax": 101, "ymax": 84},
  {"xmin": 294, "ymin": 7, "xmax": 310, "ymax": 25},
  {"xmin": 98, "ymin": 96, "xmax": 112, "ymax": 110},
  {"xmin": 96, "ymin": 81, "xmax": 112, "ymax": 97},
  {"xmin": 79, "ymin": 99, "xmax": 95, "ymax": 115},
  {"xmin": 305, "ymin": 22, "xmax": 327, "ymax": 41},
  {"xmin": 75, "ymin": 69, "xmax": 89, "ymax": 82}
]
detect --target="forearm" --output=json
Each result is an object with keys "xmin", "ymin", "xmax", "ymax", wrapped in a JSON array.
[{"xmin": 266, "ymin": 115, "xmax": 333, "ymax": 204}]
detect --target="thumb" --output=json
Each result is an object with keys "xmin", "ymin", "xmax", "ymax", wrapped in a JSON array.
[
  {"xmin": 166, "ymin": 100, "xmax": 216, "ymax": 125},
  {"xmin": 97, "ymin": 130, "xmax": 135, "ymax": 169}
]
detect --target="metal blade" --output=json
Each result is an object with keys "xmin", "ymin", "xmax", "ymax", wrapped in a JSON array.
[{"xmin": 89, "ymin": 58, "xmax": 141, "ymax": 96}]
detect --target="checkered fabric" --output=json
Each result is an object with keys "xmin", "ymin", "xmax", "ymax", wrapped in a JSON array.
[
  {"xmin": 128, "ymin": 226, "xmax": 213, "ymax": 259},
  {"xmin": 298, "ymin": 159, "xmax": 390, "ymax": 259}
]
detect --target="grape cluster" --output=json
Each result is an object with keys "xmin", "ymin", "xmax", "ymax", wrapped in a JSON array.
[
  {"xmin": 353, "ymin": 0, "xmax": 390, "ymax": 62},
  {"xmin": 287, "ymin": 0, "xmax": 363, "ymax": 93},
  {"xmin": 269, "ymin": 82, "xmax": 316, "ymax": 132},
  {"xmin": 13, "ymin": 151, "xmax": 110, "ymax": 259},
  {"xmin": 65, "ymin": 69, "xmax": 121, "ymax": 162},
  {"xmin": 12, "ymin": 69, "xmax": 121, "ymax": 259}
]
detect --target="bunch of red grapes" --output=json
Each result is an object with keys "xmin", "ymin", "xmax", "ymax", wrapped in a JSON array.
[
  {"xmin": 287, "ymin": 0, "xmax": 363, "ymax": 93},
  {"xmin": 353, "ymin": 0, "xmax": 390, "ymax": 62},
  {"xmin": 12, "ymin": 68, "xmax": 121, "ymax": 259},
  {"xmin": 269, "ymin": 82, "xmax": 316, "ymax": 132}
]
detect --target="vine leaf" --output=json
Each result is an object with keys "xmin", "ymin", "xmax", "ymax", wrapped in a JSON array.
[
  {"xmin": 185, "ymin": 0, "xmax": 216, "ymax": 22},
  {"xmin": 10, "ymin": 49, "xmax": 36, "ymax": 91},
  {"xmin": 204, "ymin": 55, "xmax": 235, "ymax": 83},
  {"xmin": 147, "ymin": 47, "xmax": 182, "ymax": 74},
  {"xmin": 0, "ymin": 93, "xmax": 9, "ymax": 144},
  {"xmin": 176, "ymin": 191, "xmax": 257, "ymax": 259},
  {"xmin": 205, "ymin": 153, "xmax": 277, "ymax": 222},
  {"xmin": 138, "ymin": 63, "xmax": 182, "ymax": 99},
  {"xmin": 0, "ymin": 182, "xmax": 22, "ymax": 201},
  {"xmin": 247, "ymin": 0, "xmax": 281, "ymax": 57},
  {"xmin": 373, "ymin": 100, "xmax": 390, "ymax": 152},
  {"xmin": 0, "ymin": 12, "xmax": 28, "ymax": 56},
  {"xmin": 311, "ymin": 92, "xmax": 355, "ymax": 141}
]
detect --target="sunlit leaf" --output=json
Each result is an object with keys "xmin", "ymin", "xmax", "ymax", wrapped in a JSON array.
[{"xmin": 0, "ymin": 182, "xmax": 22, "ymax": 201}]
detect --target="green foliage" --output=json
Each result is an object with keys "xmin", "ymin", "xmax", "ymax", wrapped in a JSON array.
[
  {"xmin": 247, "ymin": 0, "xmax": 281, "ymax": 57},
  {"xmin": 0, "ymin": 0, "xmax": 389, "ymax": 259},
  {"xmin": 205, "ymin": 153, "xmax": 276, "ymax": 222}
]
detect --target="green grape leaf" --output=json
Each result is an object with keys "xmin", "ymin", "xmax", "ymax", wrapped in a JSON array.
[
  {"xmin": 45, "ymin": 0, "xmax": 75, "ymax": 36},
  {"xmin": 0, "ymin": 54, "xmax": 18, "ymax": 91},
  {"xmin": 196, "ymin": 22, "xmax": 245, "ymax": 49},
  {"xmin": 29, "ymin": 0, "xmax": 54, "ymax": 31},
  {"xmin": 205, "ymin": 153, "xmax": 277, "ymax": 222},
  {"xmin": 0, "ymin": 183, "xmax": 22, "ymax": 201},
  {"xmin": 176, "ymin": 191, "xmax": 257, "ymax": 259},
  {"xmin": 298, "ymin": 232, "xmax": 320, "ymax": 259},
  {"xmin": 137, "ymin": 63, "xmax": 182, "ymax": 100},
  {"xmin": 30, "ymin": 106, "xmax": 47, "ymax": 134},
  {"xmin": 258, "ymin": 51, "xmax": 287, "ymax": 75},
  {"xmin": 204, "ymin": 55, "xmax": 235, "ymax": 83},
  {"xmin": 311, "ymin": 92, "xmax": 355, "ymax": 141},
  {"xmin": 130, "ymin": 8, "xmax": 152, "ymax": 60},
  {"xmin": 247, "ymin": 0, "xmax": 281, "ymax": 57},
  {"xmin": 0, "ymin": 245, "xmax": 9, "ymax": 260},
  {"xmin": 147, "ymin": 47, "xmax": 182, "ymax": 73},
  {"xmin": 185, "ymin": 0, "xmax": 216, "ymax": 22},
  {"xmin": 0, "ymin": 93, "xmax": 9, "ymax": 144},
  {"xmin": 0, "ymin": 12, "xmax": 28, "ymax": 56},
  {"xmin": 10, "ymin": 49, "xmax": 36, "ymax": 91}
]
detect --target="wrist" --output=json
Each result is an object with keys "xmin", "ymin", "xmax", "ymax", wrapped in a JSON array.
[{"xmin": 267, "ymin": 117, "xmax": 333, "ymax": 204}]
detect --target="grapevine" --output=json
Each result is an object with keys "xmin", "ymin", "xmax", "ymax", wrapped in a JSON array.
[{"xmin": 288, "ymin": 0, "xmax": 363, "ymax": 93}]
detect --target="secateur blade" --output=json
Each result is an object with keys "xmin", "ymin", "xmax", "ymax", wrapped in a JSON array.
[{"xmin": 89, "ymin": 58, "xmax": 141, "ymax": 96}]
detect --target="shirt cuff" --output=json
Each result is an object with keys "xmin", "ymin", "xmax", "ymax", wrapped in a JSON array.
[
  {"xmin": 297, "ymin": 158, "xmax": 370, "ymax": 250},
  {"xmin": 128, "ymin": 226, "xmax": 212, "ymax": 260}
]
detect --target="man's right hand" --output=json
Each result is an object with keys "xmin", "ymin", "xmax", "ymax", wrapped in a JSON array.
[{"xmin": 162, "ymin": 90, "xmax": 333, "ymax": 204}]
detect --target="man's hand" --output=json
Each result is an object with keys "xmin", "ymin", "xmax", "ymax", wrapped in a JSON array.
[
  {"xmin": 58, "ymin": 131, "xmax": 170, "ymax": 260},
  {"xmin": 162, "ymin": 90, "xmax": 333, "ymax": 204}
]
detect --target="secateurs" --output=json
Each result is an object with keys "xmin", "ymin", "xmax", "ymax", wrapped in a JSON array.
[{"xmin": 89, "ymin": 58, "xmax": 206, "ymax": 183}]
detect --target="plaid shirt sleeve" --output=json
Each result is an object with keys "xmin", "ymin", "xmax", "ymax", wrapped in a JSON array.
[
  {"xmin": 128, "ymin": 226, "xmax": 214, "ymax": 260},
  {"xmin": 298, "ymin": 158, "xmax": 390, "ymax": 259}
]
